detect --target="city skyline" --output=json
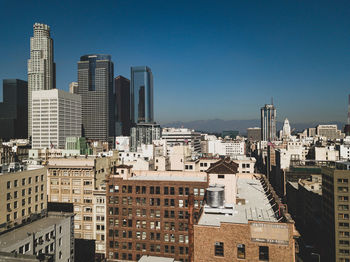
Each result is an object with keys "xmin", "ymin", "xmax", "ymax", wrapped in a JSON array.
[{"xmin": 0, "ymin": 0, "xmax": 350, "ymax": 124}]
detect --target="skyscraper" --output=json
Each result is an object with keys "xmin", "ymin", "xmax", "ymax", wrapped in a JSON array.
[
  {"xmin": 78, "ymin": 54, "xmax": 114, "ymax": 142},
  {"xmin": 27, "ymin": 23, "xmax": 56, "ymax": 138},
  {"xmin": 69, "ymin": 81, "xmax": 79, "ymax": 94},
  {"xmin": 0, "ymin": 79, "xmax": 28, "ymax": 140},
  {"xmin": 130, "ymin": 66, "xmax": 154, "ymax": 124},
  {"xmin": 261, "ymin": 104, "xmax": 276, "ymax": 141},
  {"xmin": 32, "ymin": 89, "xmax": 81, "ymax": 149},
  {"xmin": 115, "ymin": 75, "xmax": 131, "ymax": 136}
]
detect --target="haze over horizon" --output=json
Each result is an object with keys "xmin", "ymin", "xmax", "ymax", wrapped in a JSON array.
[{"xmin": 0, "ymin": 0, "xmax": 349, "ymax": 124}]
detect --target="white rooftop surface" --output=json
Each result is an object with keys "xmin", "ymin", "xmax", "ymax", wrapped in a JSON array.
[
  {"xmin": 198, "ymin": 177, "xmax": 277, "ymax": 226},
  {"xmin": 129, "ymin": 174, "xmax": 206, "ymax": 182},
  {"xmin": 138, "ymin": 256, "xmax": 177, "ymax": 262}
]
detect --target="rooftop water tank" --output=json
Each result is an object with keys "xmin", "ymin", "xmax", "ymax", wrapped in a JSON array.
[{"xmin": 207, "ymin": 187, "xmax": 225, "ymax": 208}]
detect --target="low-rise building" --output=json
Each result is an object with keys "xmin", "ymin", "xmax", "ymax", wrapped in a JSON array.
[
  {"xmin": 0, "ymin": 211, "xmax": 74, "ymax": 262},
  {"xmin": 231, "ymin": 156, "xmax": 256, "ymax": 173},
  {"xmin": 194, "ymin": 174, "xmax": 299, "ymax": 262},
  {"xmin": 162, "ymin": 128, "xmax": 201, "ymax": 156},
  {"xmin": 106, "ymin": 167, "xmax": 208, "ymax": 261}
]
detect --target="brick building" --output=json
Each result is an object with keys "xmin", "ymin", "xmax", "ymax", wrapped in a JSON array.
[
  {"xmin": 106, "ymin": 166, "xmax": 208, "ymax": 261},
  {"xmin": 194, "ymin": 173, "xmax": 299, "ymax": 262}
]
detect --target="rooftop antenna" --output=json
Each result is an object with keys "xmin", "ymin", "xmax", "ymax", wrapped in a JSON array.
[
  {"xmin": 348, "ymin": 94, "xmax": 350, "ymax": 124},
  {"xmin": 271, "ymin": 97, "xmax": 274, "ymax": 105}
]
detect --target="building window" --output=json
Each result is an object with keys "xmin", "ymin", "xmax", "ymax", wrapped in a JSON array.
[
  {"xmin": 259, "ymin": 246, "xmax": 269, "ymax": 261},
  {"xmin": 237, "ymin": 244, "xmax": 245, "ymax": 259},
  {"xmin": 7, "ymin": 181, "xmax": 11, "ymax": 189},
  {"xmin": 214, "ymin": 242, "xmax": 224, "ymax": 257},
  {"xmin": 218, "ymin": 175, "xmax": 225, "ymax": 179}
]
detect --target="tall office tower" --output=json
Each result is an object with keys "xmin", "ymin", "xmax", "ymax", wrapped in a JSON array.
[
  {"xmin": 32, "ymin": 89, "xmax": 81, "ymax": 149},
  {"xmin": 28, "ymin": 23, "xmax": 56, "ymax": 138},
  {"xmin": 0, "ymin": 79, "xmax": 28, "ymax": 140},
  {"xmin": 115, "ymin": 75, "xmax": 131, "ymax": 136},
  {"xmin": 130, "ymin": 66, "xmax": 154, "ymax": 124},
  {"xmin": 78, "ymin": 54, "xmax": 115, "ymax": 142},
  {"xmin": 261, "ymin": 104, "xmax": 276, "ymax": 141},
  {"xmin": 69, "ymin": 81, "xmax": 79, "ymax": 94},
  {"xmin": 344, "ymin": 95, "xmax": 350, "ymax": 136}
]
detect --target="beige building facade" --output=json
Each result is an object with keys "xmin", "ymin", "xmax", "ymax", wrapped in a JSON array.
[{"xmin": 0, "ymin": 167, "xmax": 47, "ymax": 233}]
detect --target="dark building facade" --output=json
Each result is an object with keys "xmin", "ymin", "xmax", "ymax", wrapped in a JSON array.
[
  {"xmin": 106, "ymin": 166, "xmax": 208, "ymax": 261},
  {"xmin": 78, "ymin": 54, "xmax": 115, "ymax": 142},
  {"xmin": 321, "ymin": 164, "xmax": 350, "ymax": 262},
  {"xmin": 0, "ymin": 79, "xmax": 28, "ymax": 140},
  {"xmin": 115, "ymin": 76, "xmax": 131, "ymax": 136},
  {"xmin": 247, "ymin": 127, "xmax": 261, "ymax": 141},
  {"xmin": 130, "ymin": 66, "xmax": 153, "ymax": 125}
]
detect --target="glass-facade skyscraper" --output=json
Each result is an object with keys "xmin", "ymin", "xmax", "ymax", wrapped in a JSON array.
[
  {"xmin": 78, "ymin": 54, "xmax": 115, "ymax": 142},
  {"xmin": 0, "ymin": 79, "xmax": 28, "ymax": 140},
  {"xmin": 130, "ymin": 66, "xmax": 154, "ymax": 124},
  {"xmin": 115, "ymin": 75, "xmax": 131, "ymax": 136},
  {"xmin": 261, "ymin": 104, "xmax": 276, "ymax": 141}
]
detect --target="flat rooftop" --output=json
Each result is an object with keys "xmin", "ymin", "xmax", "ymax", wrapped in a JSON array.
[
  {"xmin": 0, "ymin": 214, "xmax": 68, "ymax": 249},
  {"xmin": 198, "ymin": 177, "xmax": 277, "ymax": 226},
  {"xmin": 138, "ymin": 256, "xmax": 178, "ymax": 262},
  {"xmin": 129, "ymin": 174, "xmax": 207, "ymax": 182}
]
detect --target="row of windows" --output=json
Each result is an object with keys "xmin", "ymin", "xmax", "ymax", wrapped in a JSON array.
[
  {"xmin": 108, "ymin": 220, "xmax": 189, "ymax": 231},
  {"xmin": 7, "ymin": 187, "xmax": 44, "ymax": 200},
  {"xmin": 215, "ymin": 242, "xmax": 268, "ymax": 261},
  {"xmin": 109, "ymin": 208, "xmax": 190, "ymax": 219},
  {"xmin": 109, "ymin": 185, "xmax": 205, "ymax": 196},
  {"xmin": 7, "ymin": 175, "xmax": 44, "ymax": 189},
  {"xmin": 6, "ymin": 203, "xmax": 44, "ymax": 221},
  {"xmin": 109, "ymin": 198, "xmax": 194, "ymax": 209},
  {"xmin": 109, "ymin": 242, "xmax": 189, "ymax": 253},
  {"xmin": 7, "ymin": 194, "xmax": 44, "ymax": 209}
]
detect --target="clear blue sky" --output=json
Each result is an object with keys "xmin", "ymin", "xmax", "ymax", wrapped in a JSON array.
[{"xmin": 0, "ymin": 0, "xmax": 349, "ymax": 124}]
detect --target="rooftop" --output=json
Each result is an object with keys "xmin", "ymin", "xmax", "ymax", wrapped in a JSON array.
[
  {"xmin": 0, "ymin": 213, "xmax": 70, "ymax": 248},
  {"xmin": 129, "ymin": 174, "xmax": 207, "ymax": 182},
  {"xmin": 206, "ymin": 159, "xmax": 238, "ymax": 174},
  {"xmin": 198, "ymin": 176, "xmax": 277, "ymax": 226},
  {"xmin": 138, "ymin": 256, "xmax": 178, "ymax": 262}
]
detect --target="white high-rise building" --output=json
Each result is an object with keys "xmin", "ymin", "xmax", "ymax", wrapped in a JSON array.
[
  {"xmin": 28, "ymin": 23, "xmax": 56, "ymax": 137},
  {"xmin": 32, "ymin": 89, "xmax": 81, "ymax": 149},
  {"xmin": 162, "ymin": 127, "xmax": 202, "ymax": 154}
]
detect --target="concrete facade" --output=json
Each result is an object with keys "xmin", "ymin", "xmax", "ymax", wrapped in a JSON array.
[
  {"xmin": 31, "ymin": 89, "xmax": 81, "ymax": 149},
  {"xmin": 0, "ymin": 212, "xmax": 74, "ymax": 262}
]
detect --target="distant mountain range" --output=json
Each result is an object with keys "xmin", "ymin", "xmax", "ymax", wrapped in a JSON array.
[{"xmin": 161, "ymin": 119, "xmax": 345, "ymax": 134}]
